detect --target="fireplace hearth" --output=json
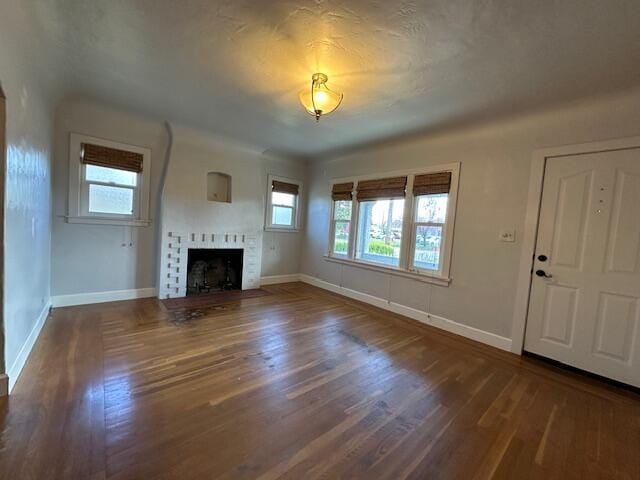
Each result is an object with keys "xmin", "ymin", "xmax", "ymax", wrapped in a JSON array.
[{"xmin": 186, "ymin": 248, "xmax": 243, "ymax": 295}]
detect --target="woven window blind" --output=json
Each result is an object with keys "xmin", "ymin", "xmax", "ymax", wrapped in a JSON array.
[
  {"xmin": 356, "ymin": 176, "xmax": 407, "ymax": 201},
  {"xmin": 272, "ymin": 180, "xmax": 299, "ymax": 195},
  {"xmin": 331, "ymin": 182, "xmax": 354, "ymax": 201},
  {"xmin": 413, "ymin": 172, "xmax": 451, "ymax": 196},
  {"xmin": 81, "ymin": 143, "xmax": 143, "ymax": 173}
]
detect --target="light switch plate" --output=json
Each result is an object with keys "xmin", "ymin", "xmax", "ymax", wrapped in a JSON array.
[{"xmin": 499, "ymin": 228, "xmax": 516, "ymax": 242}]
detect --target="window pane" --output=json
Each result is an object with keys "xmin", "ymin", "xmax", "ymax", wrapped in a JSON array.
[
  {"xmin": 333, "ymin": 200, "xmax": 352, "ymax": 220},
  {"xmin": 86, "ymin": 164, "xmax": 137, "ymax": 186},
  {"xmin": 333, "ymin": 220, "xmax": 350, "ymax": 254},
  {"xmin": 272, "ymin": 191, "xmax": 296, "ymax": 207},
  {"xmin": 89, "ymin": 184, "xmax": 134, "ymax": 215},
  {"xmin": 415, "ymin": 194, "xmax": 448, "ymax": 223},
  {"xmin": 272, "ymin": 205, "xmax": 294, "ymax": 226},
  {"xmin": 356, "ymin": 199, "xmax": 404, "ymax": 266},
  {"xmin": 414, "ymin": 225, "xmax": 443, "ymax": 271}
]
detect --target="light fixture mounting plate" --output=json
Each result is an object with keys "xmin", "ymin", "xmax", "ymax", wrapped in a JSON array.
[{"xmin": 311, "ymin": 73, "xmax": 328, "ymax": 84}]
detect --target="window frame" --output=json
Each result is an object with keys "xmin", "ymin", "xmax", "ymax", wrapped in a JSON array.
[
  {"xmin": 327, "ymin": 163, "xmax": 460, "ymax": 285},
  {"xmin": 67, "ymin": 133, "xmax": 151, "ymax": 226},
  {"xmin": 329, "ymin": 198, "xmax": 355, "ymax": 258},
  {"xmin": 265, "ymin": 174, "xmax": 303, "ymax": 232},
  {"xmin": 408, "ymin": 195, "xmax": 448, "ymax": 278}
]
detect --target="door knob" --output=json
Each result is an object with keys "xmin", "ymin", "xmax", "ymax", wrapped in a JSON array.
[{"xmin": 535, "ymin": 269, "xmax": 553, "ymax": 279}]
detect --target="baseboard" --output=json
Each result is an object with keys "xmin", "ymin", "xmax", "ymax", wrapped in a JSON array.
[
  {"xmin": 260, "ymin": 274, "xmax": 302, "ymax": 285},
  {"xmin": 299, "ymin": 274, "xmax": 512, "ymax": 352},
  {"xmin": 51, "ymin": 287, "xmax": 157, "ymax": 308},
  {"xmin": 7, "ymin": 301, "xmax": 51, "ymax": 393}
]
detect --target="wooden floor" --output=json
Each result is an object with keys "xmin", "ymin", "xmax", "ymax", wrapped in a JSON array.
[{"xmin": 1, "ymin": 282, "xmax": 638, "ymax": 479}]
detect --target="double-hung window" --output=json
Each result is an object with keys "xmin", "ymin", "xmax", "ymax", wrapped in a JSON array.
[
  {"xmin": 266, "ymin": 175, "xmax": 302, "ymax": 231},
  {"xmin": 67, "ymin": 133, "xmax": 151, "ymax": 226},
  {"xmin": 83, "ymin": 160, "xmax": 138, "ymax": 217},
  {"xmin": 330, "ymin": 182, "xmax": 354, "ymax": 256},
  {"xmin": 355, "ymin": 176, "xmax": 407, "ymax": 267},
  {"xmin": 328, "ymin": 164, "xmax": 459, "ymax": 285},
  {"xmin": 410, "ymin": 172, "xmax": 452, "ymax": 276}
]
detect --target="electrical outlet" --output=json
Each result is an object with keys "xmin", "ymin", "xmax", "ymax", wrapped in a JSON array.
[{"xmin": 499, "ymin": 228, "xmax": 516, "ymax": 243}]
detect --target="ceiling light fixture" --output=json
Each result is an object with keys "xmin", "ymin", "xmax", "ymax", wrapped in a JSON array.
[{"xmin": 299, "ymin": 73, "xmax": 343, "ymax": 122}]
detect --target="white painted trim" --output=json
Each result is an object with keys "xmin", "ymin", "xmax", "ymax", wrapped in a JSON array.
[
  {"xmin": 7, "ymin": 302, "xmax": 51, "ymax": 393},
  {"xmin": 324, "ymin": 255, "xmax": 450, "ymax": 286},
  {"xmin": 264, "ymin": 227, "xmax": 300, "ymax": 233},
  {"xmin": 511, "ymin": 135, "xmax": 640, "ymax": 354},
  {"xmin": 299, "ymin": 274, "xmax": 512, "ymax": 352},
  {"xmin": 64, "ymin": 215, "xmax": 151, "ymax": 227},
  {"xmin": 260, "ymin": 274, "xmax": 301, "ymax": 285},
  {"xmin": 51, "ymin": 287, "xmax": 156, "ymax": 308}
]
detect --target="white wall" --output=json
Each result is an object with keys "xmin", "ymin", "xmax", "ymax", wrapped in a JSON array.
[
  {"xmin": 51, "ymin": 99, "xmax": 306, "ymax": 298},
  {"xmin": 1, "ymin": 2, "xmax": 56, "ymax": 389},
  {"xmin": 52, "ymin": 99, "xmax": 168, "ymax": 296},
  {"xmin": 261, "ymin": 159, "xmax": 308, "ymax": 277},
  {"xmin": 301, "ymin": 88, "xmax": 640, "ymax": 341}
]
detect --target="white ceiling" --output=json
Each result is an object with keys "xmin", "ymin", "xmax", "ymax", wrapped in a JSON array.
[{"xmin": 16, "ymin": 0, "xmax": 640, "ymax": 157}]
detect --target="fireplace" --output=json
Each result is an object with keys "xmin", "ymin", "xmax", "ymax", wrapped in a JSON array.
[
  {"xmin": 186, "ymin": 248, "xmax": 243, "ymax": 295},
  {"xmin": 160, "ymin": 232, "xmax": 260, "ymax": 299}
]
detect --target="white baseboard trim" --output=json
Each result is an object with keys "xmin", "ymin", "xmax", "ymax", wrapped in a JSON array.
[
  {"xmin": 51, "ymin": 287, "xmax": 157, "ymax": 308},
  {"xmin": 260, "ymin": 274, "xmax": 302, "ymax": 285},
  {"xmin": 7, "ymin": 301, "xmax": 52, "ymax": 393},
  {"xmin": 299, "ymin": 274, "xmax": 512, "ymax": 352}
]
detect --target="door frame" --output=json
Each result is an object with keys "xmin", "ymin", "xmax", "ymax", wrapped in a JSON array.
[
  {"xmin": 511, "ymin": 135, "xmax": 640, "ymax": 354},
  {"xmin": 0, "ymin": 84, "xmax": 6, "ymax": 396}
]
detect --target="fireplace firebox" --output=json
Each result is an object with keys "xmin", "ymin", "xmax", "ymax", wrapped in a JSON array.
[{"xmin": 186, "ymin": 248, "xmax": 243, "ymax": 295}]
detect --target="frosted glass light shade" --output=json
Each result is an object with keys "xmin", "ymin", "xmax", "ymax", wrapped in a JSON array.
[{"xmin": 299, "ymin": 73, "xmax": 343, "ymax": 120}]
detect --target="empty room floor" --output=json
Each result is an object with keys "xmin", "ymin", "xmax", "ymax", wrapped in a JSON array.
[{"xmin": 1, "ymin": 282, "xmax": 638, "ymax": 479}]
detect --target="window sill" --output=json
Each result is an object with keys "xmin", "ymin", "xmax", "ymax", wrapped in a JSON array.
[
  {"xmin": 265, "ymin": 227, "xmax": 300, "ymax": 233},
  {"xmin": 64, "ymin": 216, "xmax": 151, "ymax": 227},
  {"xmin": 324, "ymin": 254, "xmax": 451, "ymax": 287}
]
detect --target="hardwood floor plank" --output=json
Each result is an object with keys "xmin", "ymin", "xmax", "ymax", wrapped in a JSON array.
[{"xmin": 1, "ymin": 282, "xmax": 638, "ymax": 479}]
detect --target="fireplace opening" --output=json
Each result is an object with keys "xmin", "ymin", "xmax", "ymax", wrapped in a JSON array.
[{"xmin": 186, "ymin": 248, "xmax": 243, "ymax": 295}]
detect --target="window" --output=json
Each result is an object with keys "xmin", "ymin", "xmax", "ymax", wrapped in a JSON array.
[
  {"xmin": 412, "ymin": 194, "xmax": 448, "ymax": 272},
  {"xmin": 266, "ymin": 175, "xmax": 302, "ymax": 231},
  {"xmin": 354, "ymin": 175, "xmax": 407, "ymax": 267},
  {"xmin": 330, "ymin": 182, "xmax": 354, "ymax": 256},
  {"xmin": 85, "ymin": 164, "xmax": 137, "ymax": 215},
  {"xmin": 410, "ymin": 171, "xmax": 452, "ymax": 275},
  {"xmin": 356, "ymin": 198, "xmax": 404, "ymax": 266},
  {"xmin": 67, "ymin": 133, "xmax": 151, "ymax": 226},
  {"xmin": 328, "ymin": 165, "xmax": 459, "ymax": 284}
]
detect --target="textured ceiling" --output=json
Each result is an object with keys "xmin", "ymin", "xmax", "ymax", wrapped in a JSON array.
[{"xmin": 14, "ymin": 0, "xmax": 640, "ymax": 157}]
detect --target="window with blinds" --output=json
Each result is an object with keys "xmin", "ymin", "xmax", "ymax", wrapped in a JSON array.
[
  {"xmin": 81, "ymin": 143, "xmax": 143, "ymax": 216},
  {"xmin": 355, "ymin": 176, "xmax": 408, "ymax": 266},
  {"xmin": 331, "ymin": 183, "xmax": 354, "ymax": 255},
  {"xmin": 67, "ymin": 133, "xmax": 151, "ymax": 226},
  {"xmin": 266, "ymin": 175, "xmax": 302, "ymax": 230},
  {"xmin": 328, "ymin": 165, "xmax": 459, "ymax": 281},
  {"xmin": 411, "ymin": 172, "xmax": 452, "ymax": 272}
]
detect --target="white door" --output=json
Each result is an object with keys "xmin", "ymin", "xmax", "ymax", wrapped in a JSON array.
[{"xmin": 525, "ymin": 148, "xmax": 640, "ymax": 387}]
